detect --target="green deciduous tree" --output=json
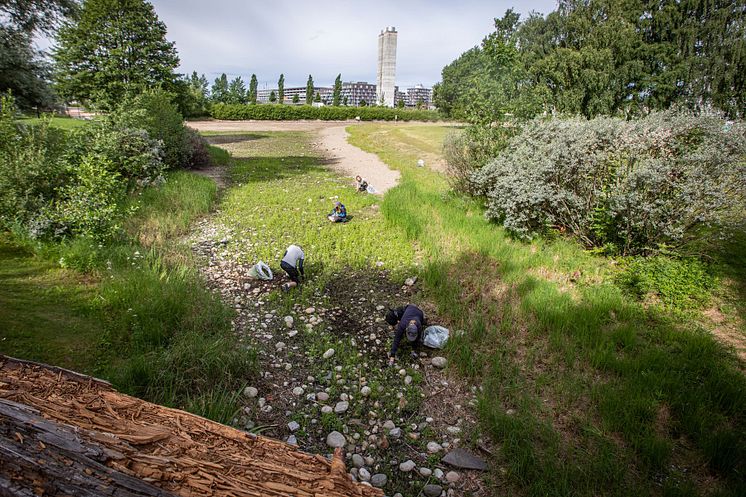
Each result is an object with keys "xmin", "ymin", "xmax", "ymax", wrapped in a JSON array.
[
  {"xmin": 292, "ymin": 93, "xmax": 299, "ymax": 104},
  {"xmin": 305, "ymin": 75, "xmax": 313, "ymax": 104},
  {"xmin": 227, "ymin": 76, "xmax": 246, "ymax": 104},
  {"xmin": 332, "ymin": 74, "xmax": 342, "ymax": 106},
  {"xmin": 54, "ymin": 0, "xmax": 179, "ymax": 109},
  {"xmin": 343, "ymin": 96, "xmax": 348, "ymax": 106},
  {"xmin": 278, "ymin": 73, "xmax": 284, "ymax": 104},
  {"xmin": 314, "ymin": 91, "xmax": 321, "ymax": 103},
  {"xmin": 269, "ymin": 90, "xmax": 276, "ymax": 103},
  {"xmin": 1, "ymin": 0, "xmax": 78, "ymax": 109},
  {"xmin": 211, "ymin": 73, "xmax": 229, "ymax": 104},
  {"xmin": 248, "ymin": 74, "xmax": 257, "ymax": 104}
]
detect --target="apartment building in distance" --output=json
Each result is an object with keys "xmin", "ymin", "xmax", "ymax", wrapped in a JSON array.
[{"xmin": 405, "ymin": 84, "xmax": 433, "ymax": 108}]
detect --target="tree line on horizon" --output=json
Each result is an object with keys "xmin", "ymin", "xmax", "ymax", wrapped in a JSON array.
[
  {"xmin": 434, "ymin": 0, "xmax": 745, "ymax": 122},
  {"xmin": 0, "ymin": 0, "xmax": 351, "ymax": 117}
]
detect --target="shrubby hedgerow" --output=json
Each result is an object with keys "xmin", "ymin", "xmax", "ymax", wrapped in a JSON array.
[
  {"xmin": 472, "ymin": 111, "xmax": 746, "ymax": 254},
  {"xmin": 211, "ymin": 102, "xmax": 442, "ymax": 121}
]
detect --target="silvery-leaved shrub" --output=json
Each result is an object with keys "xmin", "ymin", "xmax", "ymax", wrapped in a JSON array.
[{"xmin": 472, "ymin": 111, "xmax": 746, "ymax": 254}]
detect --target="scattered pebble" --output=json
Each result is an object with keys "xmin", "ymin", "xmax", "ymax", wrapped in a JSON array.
[
  {"xmin": 399, "ymin": 460, "xmax": 416, "ymax": 472},
  {"xmin": 427, "ymin": 441, "xmax": 443, "ymax": 453},
  {"xmin": 243, "ymin": 386, "xmax": 258, "ymax": 398},
  {"xmin": 326, "ymin": 431, "xmax": 346, "ymax": 448},
  {"xmin": 317, "ymin": 392, "xmax": 330, "ymax": 402},
  {"xmin": 360, "ymin": 386, "xmax": 371, "ymax": 397},
  {"xmin": 352, "ymin": 454, "xmax": 365, "ymax": 468},
  {"xmin": 445, "ymin": 471, "xmax": 460, "ymax": 483},
  {"xmin": 370, "ymin": 473, "xmax": 388, "ymax": 488},
  {"xmin": 334, "ymin": 401, "xmax": 349, "ymax": 414},
  {"xmin": 423, "ymin": 484, "xmax": 443, "ymax": 497},
  {"xmin": 431, "ymin": 356, "xmax": 447, "ymax": 368},
  {"xmin": 287, "ymin": 421, "xmax": 300, "ymax": 432},
  {"xmin": 323, "ymin": 348, "xmax": 335, "ymax": 359}
]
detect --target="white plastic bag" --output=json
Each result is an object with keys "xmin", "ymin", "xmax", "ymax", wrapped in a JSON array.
[
  {"xmin": 423, "ymin": 325, "xmax": 449, "ymax": 349},
  {"xmin": 366, "ymin": 184, "xmax": 377, "ymax": 194},
  {"xmin": 248, "ymin": 261, "xmax": 273, "ymax": 280}
]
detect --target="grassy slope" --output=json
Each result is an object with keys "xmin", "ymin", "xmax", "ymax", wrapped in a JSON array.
[
  {"xmin": 348, "ymin": 123, "xmax": 746, "ymax": 497},
  {"xmin": 0, "ymin": 234, "xmax": 100, "ymax": 372},
  {"xmin": 213, "ymin": 131, "xmax": 416, "ymax": 281},
  {"xmin": 0, "ymin": 163, "xmax": 255, "ymax": 423}
]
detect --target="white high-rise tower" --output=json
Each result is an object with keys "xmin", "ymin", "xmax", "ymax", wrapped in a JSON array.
[{"xmin": 376, "ymin": 27, "xmax": 397, "ymax": 107}]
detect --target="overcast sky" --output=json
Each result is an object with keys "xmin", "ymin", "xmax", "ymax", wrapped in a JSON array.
[{"xmin": 149, "ymin": 0, "xmax": 557, "ymax": 90}]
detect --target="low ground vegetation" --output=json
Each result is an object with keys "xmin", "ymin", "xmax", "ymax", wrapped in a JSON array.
[
  {"xmin": 0, "ymin": 98, "xmax": 256, "ymax": 423},
  {"xmin": 193, "ymin": 131, "xmax": 486, "ymax": 496},
  {"xmin": 349, "ymin": 123, "xmax": 746, "ymax": 497},
  {"xmin": 210, "ymin": 103, "xmax": 442, "ymax": 122}
]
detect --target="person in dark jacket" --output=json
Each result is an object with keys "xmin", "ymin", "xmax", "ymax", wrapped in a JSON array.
[{"xmin": 386, "ymin": 304, "xmax": 425, "ymax": 365}]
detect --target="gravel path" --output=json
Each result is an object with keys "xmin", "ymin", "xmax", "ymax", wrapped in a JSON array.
[{"xmin": 188, "ymin": 120, "xmax": 400, "ymax": 193}]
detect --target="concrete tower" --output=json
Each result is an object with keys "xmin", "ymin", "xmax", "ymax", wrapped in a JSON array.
[{"xmin": 376, "ymin": 27, "xmax": 397, "ymax": 107}]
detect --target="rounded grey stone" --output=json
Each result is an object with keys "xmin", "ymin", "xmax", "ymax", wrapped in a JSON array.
[
  {"xmin": 370, "ymin": 473, "xmax": 388, "ymax": 488},
  {"xmin": 431, "ymin": 356, "xmax": 447, "ymax": 368},
  {"xmin": 326, "ymin": 431, "xmax": 346, "ymax": 448},
  {"xmin": 423, "ymin": 484, "xmax": 443, "ymax": 497}
]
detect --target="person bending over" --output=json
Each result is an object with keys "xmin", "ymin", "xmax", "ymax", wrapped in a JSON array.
[
  {"xmin": 328, "ymin": 201, "xmax": 347, "ymax": 223},
  {"xmin": 280, "ymin": 244, "xmax": 305, "ymax": 289},
  {"xmin": 386, "ymin": 304, "xmax": 425, "ymax": 365},
  {"xmin": 355, "ymin": 175, "xmax": 369, "ymax": 192}
]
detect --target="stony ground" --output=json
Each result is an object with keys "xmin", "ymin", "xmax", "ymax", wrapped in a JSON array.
[
  {"xmin": 188, "ymin": 126, "xmax": 492, "ymax": 497},
  {"xmin": 191, "ymin": 221, "xmax": 490, "ymax": 497}
]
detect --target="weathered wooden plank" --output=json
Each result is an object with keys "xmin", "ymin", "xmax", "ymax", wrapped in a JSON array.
[{"xmin": 0, "ymin": 399, "xmax": 179, "ymax": 497}]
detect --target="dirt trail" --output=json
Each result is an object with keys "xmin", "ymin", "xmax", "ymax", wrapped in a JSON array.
[
  {"xmin": 314, "ymin": 125, "xmax": 400, "ymax": 193},
  {"xmin": 188, "ymin": 120, "xmax": 400, "ymax": 193}
]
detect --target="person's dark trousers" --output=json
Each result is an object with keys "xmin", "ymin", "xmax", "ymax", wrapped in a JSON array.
[{"xmin": 281, "ymin": 261, "xmax": 300, "ymax": 283}]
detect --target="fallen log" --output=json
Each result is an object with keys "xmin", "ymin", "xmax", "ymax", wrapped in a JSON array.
[{"xmin": 0, "ymin": 355, "xmax": 382, "ymax": 497}]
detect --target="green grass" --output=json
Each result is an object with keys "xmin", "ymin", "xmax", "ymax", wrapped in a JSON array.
[
  {"xmin": 0, "ymin": 234, "xmax": 100, "ymax": 373},
  {"xmin": 0, "ymin": 168, "xmax": 256, "ymax": 424},
  {"xmin": 348, "ymin": 123, "xmax": 746, "ymax": 497},
  {"xmin": 16, "ymin": 115, "xmax": 91, "ymax": 130},
  {"xmin": 125, "ymin": 170, "xmax": 218, "ymax": 248},
  {"xmin": 215, "ymin": 131, "xmax": 416, "ymax": 282}
]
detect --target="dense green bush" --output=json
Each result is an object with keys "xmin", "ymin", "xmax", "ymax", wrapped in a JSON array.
[
  {"xmin": 473, "ymin": 111, "xmax": 746, "ymax": 254},
  {"xmin": 183, "ymin": 127, "xmax": 211, "ymax": 168},
  {"xmin": 211, "ymin": 102, "xmax": 442, "ymax": 121},
  {"xmin": 0, "ymin": 95, "xmax": 68, "ymax": 229},
  {"xmin": 0, "ymin": 94, "xmax": 173, "ymax": 241},
  {"xmin": 36, "ymin": 155, "xmax": 131, "ymax": 240},
  {"xmin": 63, "ymin": 121, "xmax": 165, "ymax": 188}
]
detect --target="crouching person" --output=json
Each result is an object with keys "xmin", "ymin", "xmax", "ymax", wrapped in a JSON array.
[
  {"xmin": 280, "ymin": 244, "xmax": 304, "ymax": 289},
  {"xmin": 386, "ymin": 304, "xmax": 425, "ymax": 365}
]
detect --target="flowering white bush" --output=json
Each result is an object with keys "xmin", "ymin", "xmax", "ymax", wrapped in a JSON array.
[{"xmin": 472, "ymin": 111, "xmax": 746, "ymax": 254}]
